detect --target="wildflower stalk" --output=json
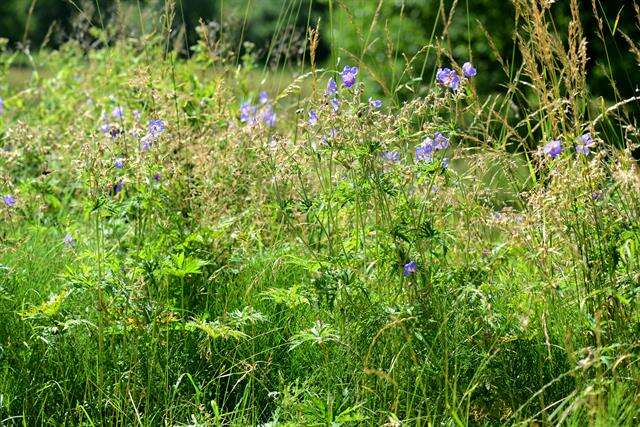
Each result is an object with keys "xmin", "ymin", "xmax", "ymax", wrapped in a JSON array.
[{"xmin": 91, "ymin": 172, "xmax": 106, "ymax": 416}]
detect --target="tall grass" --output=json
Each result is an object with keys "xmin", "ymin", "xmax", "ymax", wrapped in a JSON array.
[{"xmin": 0, "ymin": 0, "xmax": 639, "ymax": 425}]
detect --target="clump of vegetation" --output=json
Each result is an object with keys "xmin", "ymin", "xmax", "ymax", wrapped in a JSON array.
[{"xmin": 0, "ymin": 0, "xmax": 639, "ymax": 425}]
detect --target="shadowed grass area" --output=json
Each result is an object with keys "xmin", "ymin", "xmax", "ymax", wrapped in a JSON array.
[{"xmin": 7, "ymin": 67, "xmax": 34, "ymax": 88}]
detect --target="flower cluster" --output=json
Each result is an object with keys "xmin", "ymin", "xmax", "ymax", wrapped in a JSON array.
[
  {"xmin": 415, "ymin": 132, "xmax": 450, "ymax": 162},
  {"xmin": 324, "ymin": 77, "xmax": 343, "ymax": 114},
  {"xmin": 141, "ymin": 119, "xmax": 166, "ymax": 151},
  {"xmin": 436, "ymin": 61, "xmax": 476, "ymax": 91},
  {"xmin": 240, "ymin": 102, "xmax": 257, "ymax": 125},
  {"xmin": 309, "ymin": 66, "xmax": 372, "ymax": 132},
  {"xmin": 239, "ymin": 92, "xmax": 277, "ymax": 128},
  {"xmin": 98, "ymin": 106, "xmax": 128, "ymax": 137},
  {"xmin": 542, "ymin": 133, "xmax": 596, "ymax": 159}
]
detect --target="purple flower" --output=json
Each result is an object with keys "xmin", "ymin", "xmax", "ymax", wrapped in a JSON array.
[
  {"xmin": 0, "ymin": 97, "xmax": 4, "ymax": 115},
  {"xmin": 576, "ymin": 133, "xmax": 595, "ymax": 155},
  {"xmin": 330, "ymin": 98, "xmax": 340, "ymax": 113},
  {"xmin": 436, "ymin": 68, "xmax": 460, "ymax": 91},
  {"xmin": 112, "ymin": 106, "xmax": 124, "ymax": 119},
  {"xmin": 441, "ymin": 157, "xmax": 450, "ymax": 169},
  {"xmin": 133, "ymin": 110, "xmax": 141, "ymax": 121},
  {"xmin": 543, "ymin": 139, "xmax": 563, "ymax": 158},
  {"xmin": 114, "ymin": 180, "xmax": 124, "ymax": 195},
  {"xmin": 381, "ymin": 151, "xmax": 400, "ymax": 162},
  {"xmin": 415, "ymin": 138, "xmax": 436, "ymax": 162},
  {"xmin": 403, "ymin": 261, "xmax": 418, "ymax": 277},
  {"xmin": 153, "ymin": 172, "xmax": 162, "ymax": 182},
  {"xmin": 240, "ymin": 102, "xmax": 255, "ymax": 124},
  {"xmin": 369, "ymin": 98, "xmax": 382, "ymax": 109},
  {"xmin": 325, "ymin": 78, "xmax": 338, "ymax": 96},
  {"xmin": 63, "ymin": 234, "xmax": 75, "ymax": 247},
  {"xmin": 259, "ymin": 91, "xmax": 269, "ymax": 104},
  {"xmin": 433, "ymin": 132, "xmax": 450, "ymax": 150},
  {"xmin": 262, "ymin": 106, "xmax": 277, "ymax": 127},
  {"xmin": 140, "ymin": 134, "xmax": 153, "ymax": 151},
  {"xmin": 591, "ymin": 190, "xmax": 603, "ymax": 201},
  {"xmin": 3, "ymin": 195, "xmax": 15, "ymax": 207},
  {"xmin": 99, "ymin": 123, "xmax": 110, "ymax": 134},
  {"xmin": 308, "ymin": 109, "xmax": 318, "ymax": 126},
  {"xmin": 109, "ymin": 127, "xmax": 123, "ymax": 139},
  {"xmin": 148, "ymin": 119, "xmax": 165, "ymax": 136},
  {"xmin": 462, "ymin": 62, "xmax": 477, "ymax": 78},
  {"xmin": 340, "ymin": 65, "xmax": 358, "ymax": 88},
  {"xmin": 114, "ymin": 158, "xmax": 124, "ymax": 169},
  {"xmin": 321, "ymin": 128, "xmax": 338, "ymax": 145}
]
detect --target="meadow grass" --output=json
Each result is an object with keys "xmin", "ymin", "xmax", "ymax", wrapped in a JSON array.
[{"xmin": 0, "ymin": 0, "xmax": 639, "ymax": 425}]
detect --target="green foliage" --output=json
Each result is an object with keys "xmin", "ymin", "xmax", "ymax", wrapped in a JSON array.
[{"xmin": 0, "ymin": 1, "xmax": 639, "ymax": 426}]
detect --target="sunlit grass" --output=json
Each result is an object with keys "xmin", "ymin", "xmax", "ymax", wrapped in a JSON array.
[{"xmin": 0, "ymin": 1, "xmax": 639, "ymax": 425}]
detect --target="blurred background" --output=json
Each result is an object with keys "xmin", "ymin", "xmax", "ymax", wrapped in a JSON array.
[{"xmin": 1, "ymin": 0, "xmax": 638, "ymax": 100}]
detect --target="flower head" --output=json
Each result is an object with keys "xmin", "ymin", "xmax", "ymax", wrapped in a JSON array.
[
  {"xmin": 325, "ymin": 78, "xmax": 338, "ymax": 96},
  {"xmin": 240, "ymin": 102, "xmax": 256, "ymax": 124},
  {"xmin": 433, "ymin": 131, "xmax": 450, "ymax": 150},
  {"xmin": 148, "ymin": 119, "xmax": 165, "ymax": 136},
  {"xmin": 576, "ymin": 133, "xmax": 595, "ymax": 155},
  {"xmin": 133, "ymin": 109, "xmax": 141, "ymax": 121},
  {"xmin": 153, "ymin": 172, "xmax": 162, "ymax": 182},
  {"xmin": 381, "ymin": 151, "xmax": 400, "ymax": 162},
  {"xmin": 441, "ymin": 157, "xmax": 450, "ymax": 169},
  {"xmin": 114, "ymin": 158, "xmax": 124, "ymax": 169},
  {"xmin": 3, "ymin": 195, "xmax": 15, "ymax": 207},
  {"xmin": 114, "ymin": 180, "xmax": 124, "ymax": 195},
  {"xmin": 321, "ymin": 128, "xmax": 338, "ymax": 145},
  {"xmin": 403, "ymin": 261, "xmax": 418, "ymax": 277},
  {"xmin": 0, "ymin": 97, "xmax": 4, "ymax": 115},
  {"xmin": 140, "ymin": 134, "xmax": 153, "ymax": 151},
  {"xmin": 259, "ymin": 91, "xmax": 269, "ymax": 104},
  {"xmin": 330, "ymin": 98, "xmax": 340, "ymax": 113},
  {"xmin": 109, "ymin": 127, "xmax": 123, "ymax": 139},
  {"xmin": 262, "ymin": 106, "xmax": 277, "ymax": 128},
  {"xmin": 415, "ymin": 138, "xmax": 435, "ymax": 162},
  {"xmin": 308, "ymin": 109, "xmax": 318, "ymax": 126},
  {"xmin": 63, "ymin": 234, "xmax": 75, "ymax": 247},
  {"xmin": 436, "ymin": 68, "xmax": 460, "ymax": 91},
  {"xmin": 112, "ymin": 106, "xmax": 124, "ymax": 119},
  {"xmin": 340, "ymin": 65, "xmax": 358, "ymax": 89},
  {"xmin": 462, "ymin": 62, "xmax": 477, "ymax": 78},
  {"xmin": 543, "ymin": 139, "xmax": 563, "ymax": 158},
  {"xmin": 369, "ymin": 98, "xmax": 382, "ymax": 109}
]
